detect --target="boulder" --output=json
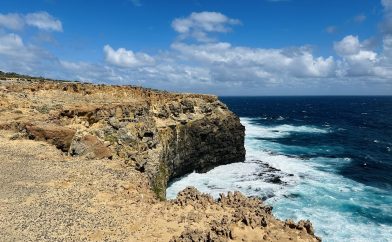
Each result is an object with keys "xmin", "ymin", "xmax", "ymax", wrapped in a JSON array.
[
  {"xmin": 69, "ymin": 134, "xmax": 112, "ymax": 159},
  {"xmin": 25, "ymin": 124, "xmax": 76, "ymax": 152}
]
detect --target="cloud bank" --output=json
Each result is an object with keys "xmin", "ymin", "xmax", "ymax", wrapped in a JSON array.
[{"xmin": 0, "ymin": 9, "xmax": 391, "ymax": 95}]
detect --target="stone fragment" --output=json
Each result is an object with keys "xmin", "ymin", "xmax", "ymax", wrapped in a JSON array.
[{"xmin": 69, "ymin": 134, "xmax": 112, "ymax": 159}]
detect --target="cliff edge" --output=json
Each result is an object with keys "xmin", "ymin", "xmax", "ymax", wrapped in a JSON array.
[
  {"xmin": 0, "ymin": 77, "xmax": 245, "ymax": 199},
  {"xmin": 0, "ymin": 75, "xmax": 320, "ymax": 241}
]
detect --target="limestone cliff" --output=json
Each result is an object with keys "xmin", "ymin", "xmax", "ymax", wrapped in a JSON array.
[{"xmin": 0, "ymin": 77, "xmax": 245, "ymax": 199}]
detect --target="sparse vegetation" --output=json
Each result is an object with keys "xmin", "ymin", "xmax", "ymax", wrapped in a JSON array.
[{"xmin": 0, "ymin": 70, "xmax": 76, "ymax": 83}]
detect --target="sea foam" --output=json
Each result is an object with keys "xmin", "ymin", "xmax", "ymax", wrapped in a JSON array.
[{"xmin": 167, "ymin": 117, "xmax": 392, "ymax": 242}]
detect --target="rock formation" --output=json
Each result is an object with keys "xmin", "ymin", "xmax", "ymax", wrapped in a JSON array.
[
  {"xmin": 0, "ymin": 75, "xmax": 320, "ymax": 241},
  {"xmin": 170, "ymin": 187, "xmax": 320, "ymax": 242},
  {"xmin": 0, "ymin": 77, "xmax": 245, "ymax": 199}
]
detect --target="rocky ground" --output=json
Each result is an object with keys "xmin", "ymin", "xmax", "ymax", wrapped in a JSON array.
[{"xmin": 0, "ymin": 77, "xmax": 320, "ymax": 241}]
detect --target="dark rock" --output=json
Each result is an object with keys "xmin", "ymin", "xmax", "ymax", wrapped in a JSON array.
[{"xmin": 180, "ymin": 99, "xmax": 195, "ymax": 113}]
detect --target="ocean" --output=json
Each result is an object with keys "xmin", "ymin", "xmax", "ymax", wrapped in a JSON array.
[{"xmin": 167, "ymin": 96, "xmax": 392, "ymax": 242}]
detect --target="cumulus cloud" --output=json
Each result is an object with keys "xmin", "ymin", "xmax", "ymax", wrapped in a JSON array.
[
  {"xmin": 172, "ymin": 42, "xmax": 335, "ymax": 80},
  {"xmin": 103, "ymin": 45, "xmax": 154, "ymax": 68},
  {"xmin": 334, "ymin": 35, "xmax": 362, "ymax": 56},
  {"xmin": 172, "ymin": 12, "xmax": 240, "ymax": 42},
  {"xmin": 0, "ymin": 11, "xmax": 62, "ymax": 32},
  {"xmin": 334, "ymin": 35, "xmax": 387, "ymax": 77}
]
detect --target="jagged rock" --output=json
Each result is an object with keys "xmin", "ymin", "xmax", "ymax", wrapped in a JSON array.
[
  {"xmin": 69, "ymin": 134, "xmax": 112, "ymax": 159},
  {"xmin": 170, "ymin": 188, "xmax": 320, "ymax": 242},
  {"xmin": 173, "ymin": 187, "xmax": 215, "ymax": 208},
  {"xmin": 200, "ymin": 103, "xmax": 213, "ymax": 114},
  {"xmin": 108, "ymin": 117, "xmax": 121, "ymax": 129},
  {"xmin": 180, "ymin": 99, "xmax": 195, "ymax": 113},
  {"xmin": 168, "ymin": 102, "xmax": 181, "ymax": 117},
  {"xmin": 156, "ymin": 106, "xmax": 169, "ymax": 118},
  {"xmin": 298, "ymin": 220, "xmax": 315, "ymax": 235},
  {"xmin": 117, "ymin": 127, "xmax": 137, "ymax": 145},
  {"xmin": 285, "ymin": 219, "xmax": 318, "ymax": 238},
  {"xmin": 170, "ymin": 228, "xmax": 210, "ymax": 242}
]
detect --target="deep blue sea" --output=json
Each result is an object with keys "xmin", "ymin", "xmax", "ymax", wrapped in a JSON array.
[{"xmin": 167, "ymin": 96, "xmax": 392, "ymax": 242}]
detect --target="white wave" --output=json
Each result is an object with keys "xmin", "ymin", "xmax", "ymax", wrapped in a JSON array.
[
  {"xmin": 167, "ymin": 117, "xmax": 392, "ymax": 242},
  {"xmin": 166, "ymin": 161, "xmax": 291, "ymax": 200},
  {"xmin": 241, "ymin": 117, "xmax": 328, "ymax": 139}
]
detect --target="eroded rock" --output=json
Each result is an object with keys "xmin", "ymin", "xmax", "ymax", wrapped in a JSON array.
[
  {"xmin": 25, "ymin": 124, "xmax": 76, "ymax": 152},
  {"xmin": 171, "ymin": 187, "xmax": 321, "ymax": 242},
  {"xmin": 69, "ymin": 133, "xmax": 112, "ymax": 159}
]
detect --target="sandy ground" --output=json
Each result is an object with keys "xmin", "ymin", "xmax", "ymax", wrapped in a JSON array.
[{"xmin": 0, "ymin": 130, "xmax": 320, "ymax": 242}]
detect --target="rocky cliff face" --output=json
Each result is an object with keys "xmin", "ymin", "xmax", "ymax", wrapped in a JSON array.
[
  {"xmin": 0, "ymin": 78, "xmax": 245, "ymax": 199},
  {"xmin": 0, "ymin": 76, "xmax": 321, "ymax": 241}
]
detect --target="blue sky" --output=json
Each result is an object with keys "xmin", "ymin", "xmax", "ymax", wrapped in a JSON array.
[{"xmin": 0, "ymin": 0, "xmax": 391, "ymax": 95}]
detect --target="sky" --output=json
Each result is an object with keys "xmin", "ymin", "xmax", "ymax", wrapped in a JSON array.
[{"xmin": 0, "ymin": 0, "xmax": 391, "ymax": 95}]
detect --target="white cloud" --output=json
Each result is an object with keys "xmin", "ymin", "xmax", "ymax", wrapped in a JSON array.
[
  {"xmin": 1, "ymin": 7, "xmax": 391, "ymax": 95},
  {"xmin": 0, "ymin": 11, "xmax": 62, "ymax": 32},
  {"xmin": 0, "ymin": 33, "xmax": 24, "ymax": 54},
  {"xmin": 0, "ymin": 13, "xmax": 24, "ymax": 30},
  {"xmin": 334, "ymin": 35, "xmax": 378, "ymax": 64},
  {"xmin": 172, "ymin": 42, "xmax": 335, "ymax": 79},
  {"xmin": 172, "ymin": 12, "xmax": 240, "ymax": 42},
  {"xmin": 25, "ymin": 12, "xmax": 63, "ymax": 32},
  {"xmin": 0, "ymin": 32, "xmax": 59, "ymax": 76},
  {"xmin": 103, "ymin": 45, "xmax": 154, "ymax": 68},
  {"xmin": 334, "ymin": 35, "xmax": 361, "ymax": 56},
  {"xmin": 334, "ymin": 35, "xmax": 383, "ymax": 77}
]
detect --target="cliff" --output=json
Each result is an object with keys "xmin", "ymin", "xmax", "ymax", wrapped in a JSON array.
[
  {"xmin": 0, "ymin": 78, "xmax": 245, "ymax": 199},
  {"xmin": 0, "ymin": 76, "xmax": 319, "ymax": 241}
]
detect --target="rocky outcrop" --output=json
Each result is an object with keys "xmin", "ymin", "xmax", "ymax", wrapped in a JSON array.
[
  {"xmin": 170, "ymin": 187, "xmax": 321, "ymax": 242},
  {"xmin": 0, "ymin": 78, "xmax": 245, "ymax": 199}
]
